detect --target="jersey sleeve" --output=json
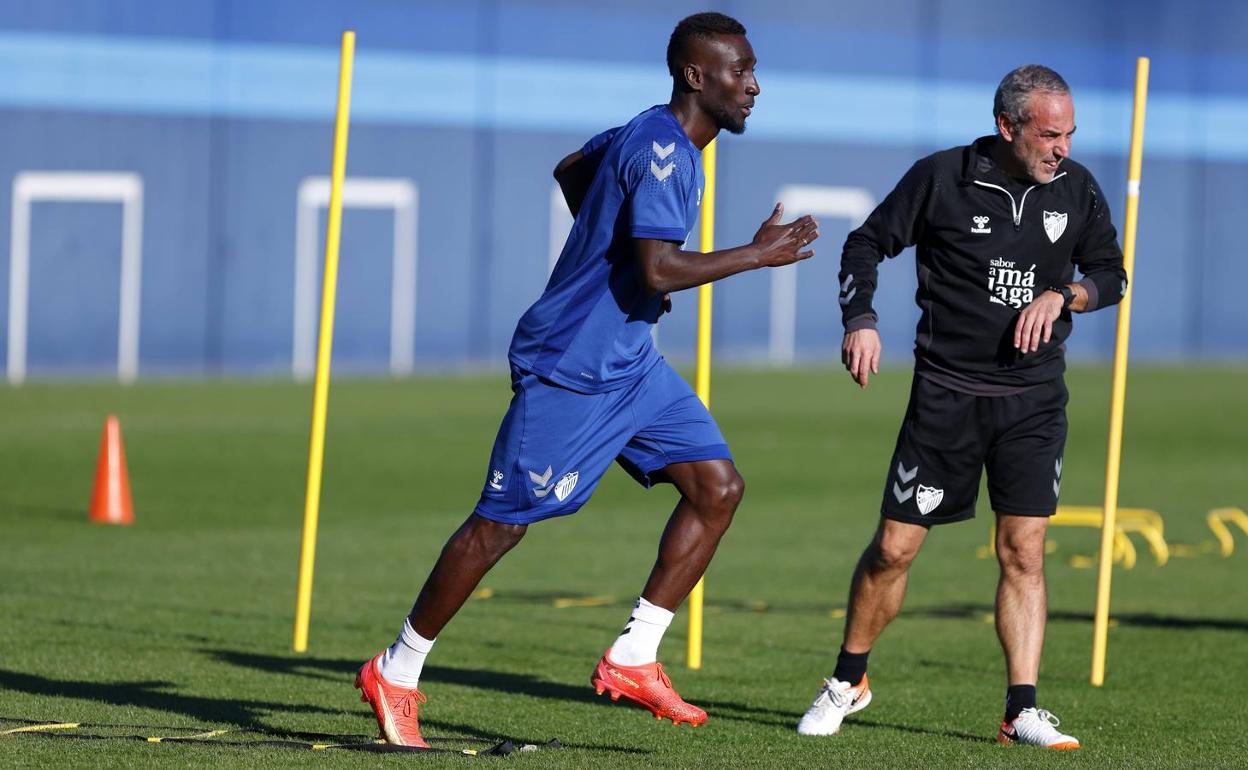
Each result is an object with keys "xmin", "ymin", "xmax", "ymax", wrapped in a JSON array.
[
  {"xmin": 839, "ymin": 156, "xmax": 934, "ymax": 330},
  {"xmin": 581, "ymin": 126, "xmax": 620, "ymax": 160},
  {"xmin": 624, "ymin": 141, "xmax": 694, "ymax": 242},
  {"xmin": 1072, "ymin": 173, "xmax": 1127, "ymax": 312}
]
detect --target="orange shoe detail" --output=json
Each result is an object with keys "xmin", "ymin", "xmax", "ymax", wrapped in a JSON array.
[
  {"xmin": 355, "ymin": 652, "xmax": 430, "ymax": 748},
  {"xmin": 590, "ymin": 649, "xmax": 707, "ymax": 727}
]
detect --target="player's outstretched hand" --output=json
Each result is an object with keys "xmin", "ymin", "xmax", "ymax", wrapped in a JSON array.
[
  {"xmin": 1014, "ymin": 291, "xmax": 1064, "ymax": 354},
  {"xmin": 752, "ymin": 203, "xmax": 819, "ymax": 267},
  {"xmin": 842, "ymin": 328, "xmax": 881, "ymax": 388}
]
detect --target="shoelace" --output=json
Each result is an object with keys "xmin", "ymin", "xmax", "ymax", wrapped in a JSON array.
[
  {"xmin": 653, "ymin": 663, "xmax": 672, "ymax": 688},
  {"xmin": 821, "ymin": 679, "xmax": 852, "ymax": 708},
  {"xmin": 1035, "ymin": 709, "xmax": 1061, "ymax": 727},
  {"xmin": 394, "ymin": 689, "xmax": 427, "ymax": 717}
]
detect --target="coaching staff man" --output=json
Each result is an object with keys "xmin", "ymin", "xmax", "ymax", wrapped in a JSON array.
[{"xmin": 796, "ymin": 65, "xmax": 1127, "ymax": 749}]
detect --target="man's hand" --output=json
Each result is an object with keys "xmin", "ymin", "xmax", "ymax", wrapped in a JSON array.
[
  {"xmin": 1014, "ymin": 290, "xmax": 1065, "ymax": 354},
  {"xmin": 842, "ymin": 328, "xmax": 881, "ymax": 388},
  {"xmin": 751, "ymin": 203, "xmax": 819, "ymax": 267}
]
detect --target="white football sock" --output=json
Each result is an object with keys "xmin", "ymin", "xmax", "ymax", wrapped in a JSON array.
[
  {"xmin": 377, "ymin": 618, "xmax": 434, "ymax": 688},
  {"xmin": 608, "ymin": 596, "xmax": 674, "ymax": 666}
]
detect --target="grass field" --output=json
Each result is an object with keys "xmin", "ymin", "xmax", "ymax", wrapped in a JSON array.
[{"xmin": 2, "ymin": 365, "xmax": 1246, "ymax": 768}]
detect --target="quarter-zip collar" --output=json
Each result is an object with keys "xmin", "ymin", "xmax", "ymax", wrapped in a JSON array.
[{"xmin": 962, "ymin": 136, "xmax": 1067, "ymax": 230}]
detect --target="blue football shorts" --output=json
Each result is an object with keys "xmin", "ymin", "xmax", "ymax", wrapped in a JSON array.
[{"xmin": 473, "ymin": 360, "xmax": 733, "ymax": 525}]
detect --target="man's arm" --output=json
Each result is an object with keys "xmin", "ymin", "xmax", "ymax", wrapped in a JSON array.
[
  {"xmin": 839, "ymin": 158, "xmax": 934, "ymax": 387},
  {"xmin": 633, "ymin": 203, "xmax": 819, "ymax": 295},
  {"xmin": 554, "ymin": 150, "xmax": 594, "ymax": 218},
  {"xmin": 1014, "ymin": 175, "xmax": 1127, "ymax": 353}
]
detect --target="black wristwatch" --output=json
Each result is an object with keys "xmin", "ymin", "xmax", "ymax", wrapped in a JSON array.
[{"xmin": 1047, "ymin": 284, "xmax": 1074, "ymax": 310}]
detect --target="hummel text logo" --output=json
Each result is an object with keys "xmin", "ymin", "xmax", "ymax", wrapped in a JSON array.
[{"xmin": 972, "ymin": 215, "xmax": 992, "ymax": 234}]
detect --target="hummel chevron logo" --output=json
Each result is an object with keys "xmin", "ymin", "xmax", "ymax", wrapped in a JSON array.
[
  {"xmin": 529, "ymin": 465, "xmax": 554, "ymax": 498},
  {"xmin": 893, "ymin": 462, "xmax": 918, "ymax": 504},
  {"xmin": 838, "ymin": 274, "xmax": 857, "ymax": 306},
  {"xmin": 1053, "ymin": 457, "xmax": 1063, "ymax": 497},
  {"xmin": 652, "ymin": 141, "xmax": 675, "ymax": 160},
  {"xmin": 650, "ymin": 160, "xmax": 674, "ymax": 181},
  {"xmin": 1055, "ymin": 457, "xmax": 1063, "ymax": 477},
  {"xmin": 893, "ymin": 482, "xmax": 914, "ymax": 504}
]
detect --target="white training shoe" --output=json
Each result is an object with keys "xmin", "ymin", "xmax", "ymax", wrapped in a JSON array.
[
  {"xmin": 996, "ymin": 707, "xmax": 1080, "ymax": 749},
  {"xmin": 796, "ymin": 674, "xmax": 872, "ymax": 736}
]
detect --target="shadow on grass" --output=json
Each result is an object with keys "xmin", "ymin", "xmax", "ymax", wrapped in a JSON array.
[
  {"xmin": 0, "ymin": 669, "xmax": 337, "ymax": 734},
  {"xmin": 909, "ymin": 603, "xmax": 1248, "ymax": 632},
  {"xmin": 850, "ymin": 716, "xmax": 993, "ymax": 744},
  {"xmin": 0, "ymin": 669, "xmax": 645, "ymax": 755},
  {"xmin": 208, "ymin": 649, "xmax": 794, "ymax": 731}
]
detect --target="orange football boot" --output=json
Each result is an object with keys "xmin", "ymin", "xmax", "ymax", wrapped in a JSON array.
[
  {"xmin": 591, "ymin": 648, "xmax": 707, "ymax": 726},
  {"xmin": 355, "ymin": 652, "xmax": 430, "ymax": 748}
]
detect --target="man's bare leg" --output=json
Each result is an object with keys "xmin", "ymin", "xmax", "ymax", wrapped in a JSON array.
[
  {"xmin": 994, "ymin": 513, "xmax": 1048, "ymax": 718},
  {"xmin": 592, "ymin": 459, "xmax": 744, "ymax": 726},
  {"xmin": 842, "ymin": 517, "xmax": 931, "ymax": 653}
]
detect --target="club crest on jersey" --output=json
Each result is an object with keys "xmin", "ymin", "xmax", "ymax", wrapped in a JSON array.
[
  {"xmin": 1043, "ymin": 210, "xmax": 1068, "ymax": 243},
  {"xmin": 554, "ymin": 471, "xmax": 579, "ymax": 502},
  {"xmin": 971, "ymin": 215, "xmax": 991, "ymax": 234},
  {"xmin": 916, "ymin": 484, "xmax": 944, "ymax": 515}
]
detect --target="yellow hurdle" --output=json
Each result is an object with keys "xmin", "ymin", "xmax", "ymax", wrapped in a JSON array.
[{"xmin": 1207, "ymin": 507, "xmax": 1248, "ymax": 557}]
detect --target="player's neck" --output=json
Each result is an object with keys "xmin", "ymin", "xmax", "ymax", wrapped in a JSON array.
[{"xmin": 667, "ymin": 98, "xmax": 718, "ymax": 149}]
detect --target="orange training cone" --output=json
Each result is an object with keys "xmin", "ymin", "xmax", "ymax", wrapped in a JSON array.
[{"xmin": 89, "ymin": 415, "xmax": 134, "ymax": 525}]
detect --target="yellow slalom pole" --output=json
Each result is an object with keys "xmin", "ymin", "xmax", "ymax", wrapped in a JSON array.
[
  {"xmin": 687, "ymin": 138, "xmax": 717, "ymax": 670},
  {"xmin": 294, "ymin": 30, "xmax": 356, "ymax": 653},
  {"xmin": 1091, "ymin": 57, "xmax": 1148, "ymax": 686}
]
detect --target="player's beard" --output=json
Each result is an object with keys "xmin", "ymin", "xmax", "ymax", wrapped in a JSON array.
[{"xmin": 711, "ymin": 103, "xmax": 747, "ymax": 135}]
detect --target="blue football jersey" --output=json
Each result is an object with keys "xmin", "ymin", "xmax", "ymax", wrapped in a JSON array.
[{"xmin": 508, "ymin": 105, "xmax": 704, "ymax": 393}]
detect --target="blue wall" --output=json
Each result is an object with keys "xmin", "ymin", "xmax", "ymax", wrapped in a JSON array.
[{"xmin": 2, "ymin": 0, "xmax": 1246, "ymax": 378}]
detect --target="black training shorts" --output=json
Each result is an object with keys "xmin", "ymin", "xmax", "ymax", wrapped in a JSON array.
[{"xmin": 879, "ymin": 375, "xmax": 1068, "ymax": 525}]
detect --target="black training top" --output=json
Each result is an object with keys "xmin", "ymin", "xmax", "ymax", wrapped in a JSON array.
[{"xmin": 838, "ymin": 135, "xmax": 1127, "ymax": 390}]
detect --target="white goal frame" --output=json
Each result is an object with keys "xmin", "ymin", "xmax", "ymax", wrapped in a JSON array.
[
  {"xmin": 293, "ymin": 177, "xmax": 418, "ymax": 379},
  {"xmin": 7, "ymin": 171, "xmax": 145, "ymax": 384}
]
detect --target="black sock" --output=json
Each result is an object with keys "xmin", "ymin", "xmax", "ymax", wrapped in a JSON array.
[
  {"xmin": 832, "ymin": 646, "xmax": 869, "ymax": 686},
  {"xmin": 1005, "ymin": 684, "xmax": 1037, "ymax": 722}
]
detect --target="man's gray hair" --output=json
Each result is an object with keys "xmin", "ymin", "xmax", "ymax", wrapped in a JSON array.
[{"xmin": 993, "ymin": 65, "xmax": 1070, "ymax": 131}]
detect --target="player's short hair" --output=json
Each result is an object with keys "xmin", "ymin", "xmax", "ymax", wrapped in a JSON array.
[
  {"xmin": 993, "ymin": 65, "xmax": 1070, "ymax": 131},
  {"xmin": 667, "ymin": 12, "xmax": 747, "ymax": 79}
]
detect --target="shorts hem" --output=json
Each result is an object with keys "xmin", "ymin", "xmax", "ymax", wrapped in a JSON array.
[
  {"xmin": 472, "ymin": 504, "xmax": 574, "ymax": 526},
  {"xmin": 993, "ymin": 507, "xmax": 1058, "ymax": 518},
  {"xmin": 634, "ymin": 444, "xmax": 733, "ymax": 487},
  {"xmin": 882, "ymin": 509, "xmax": 977, "ymax": 526}
]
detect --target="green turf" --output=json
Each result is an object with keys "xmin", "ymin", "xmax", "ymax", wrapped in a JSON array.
[{"xmin": 2, "ymin": 365, "xmax": 1246, "ymax": 768}]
